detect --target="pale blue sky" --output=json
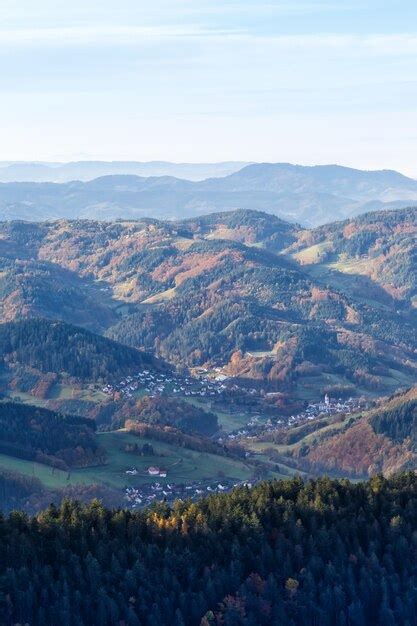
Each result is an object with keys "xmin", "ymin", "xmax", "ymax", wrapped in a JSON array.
[{"xmin": 1, "ymin": 1, "xmax": 417, "ymax": 174}]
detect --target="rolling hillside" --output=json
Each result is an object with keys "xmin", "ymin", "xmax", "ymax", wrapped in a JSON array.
[
  {"xmin": 0, "ymin": 210, "xmax": 415, "ymax": 399},
  {"xmin": 177, "ymin": 209, "xmax": 298, "ymax": 251},
  {"xmin": 289, "ymin": 207, "xmax": 417, "ymax": 307},
  {"xmin": 260, "ymin": 387, "xmax": 417, "ymax": 479},
  {"xmin": 0, "ymin": 207, "xmax": 414, "ymax": 521}
]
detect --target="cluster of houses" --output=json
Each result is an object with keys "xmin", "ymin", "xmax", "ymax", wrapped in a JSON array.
[
  {"xmin": 101, "ymin": 370, "xmax": 229, "ymax": 400},
  {"xmin": 221, "ymin": 395, "xmax": 363, "ymax": 442},
  {"xmin": 125, "ymin": 478, "xmax": 253, "ymax": 508},
  {"xmin": 289, "ymin": 395, "xmax": 361, "ymax": 424}
]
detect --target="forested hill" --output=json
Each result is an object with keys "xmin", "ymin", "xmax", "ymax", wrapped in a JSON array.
[
  {"xmin": 290, "ymin": 207, "xmax": 417, "ymax": 305},
  {"xmin": 0, "ymin": 209, "xmax": 415, "ymax": 396},
  {"xmin": 0, "ymin": 401, "xmax": 103, "ymax": 469},
  {"xmin": 178, "ymin": 209, "xmax": 298, "ymax": 251},
  {"xmin": 298, "ymin": 386, "xmax": 417, "ymax": 478},
  {"xmin": 2, "ymin": 474, "xmax": 417, "ymax": 625},
  {"xmin": 0, "ymin": 318, "xmax": 166, "ymax": 382}
]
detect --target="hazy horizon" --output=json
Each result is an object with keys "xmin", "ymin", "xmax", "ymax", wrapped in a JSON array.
[
  {"xmin": 1, "ymin": 1, "xmax": 417, "ymax": 176},
  {"xmin": 0, "ymin": 159, "xmax": 415, "ymax": 175}
]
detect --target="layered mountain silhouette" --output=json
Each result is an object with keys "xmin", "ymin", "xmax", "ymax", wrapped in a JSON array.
[
  {"xmin": 0, "ymin": 160, "xmax": 249, "ymax": 183},
  {"xmin": 0, "ymin": 163, "xmax": 416, "ymax": 225}
]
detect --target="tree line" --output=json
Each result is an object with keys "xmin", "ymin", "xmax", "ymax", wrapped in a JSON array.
[{"xmin": 2, "ymin": 474, "xmax": 417, "ymax": 624}]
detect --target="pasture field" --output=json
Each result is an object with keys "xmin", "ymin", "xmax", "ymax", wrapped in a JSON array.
[
  {"xmin": 292, "ymin": 241, "xmax": 333, "ymax": 264},
  {"xmin": 0, "ymin": 430, "xmax": 253, "ymax": 491}
]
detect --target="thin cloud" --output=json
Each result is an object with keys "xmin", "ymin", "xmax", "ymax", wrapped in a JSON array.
[
  {"xmin": 0, "ymin": 24, "xmax": 240, "ymax": 46},
  {"xmin": 230, "ymin": 33, "xmax": 417, "ymax": 56},
  {"xmin": 167, "ymin": 2, "xmax": 359, "ymax": 16},
  {"xmin": 0, "ymin": 25, "xmax": 417, "ymax": 58}
]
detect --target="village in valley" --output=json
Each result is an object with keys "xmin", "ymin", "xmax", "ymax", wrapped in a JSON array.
[
  {"xmin": 114, "ymin": 371, "xmax": 365, "ymax": 509},
  {"xmin": 121, "ymin": 392, "xmax": 361, "ymax": 509},
  {"xmin": 101, "ymin": 367, "xmax": 362, "ymax": 430},
  {"xmin": 98, "ymin": 366, "xmax": 368, "ymax": 510}
]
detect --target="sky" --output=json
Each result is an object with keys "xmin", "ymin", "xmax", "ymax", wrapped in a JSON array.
[{"xmin": 1, "ymin": 1, "xmax": 417, "ymax": 175}]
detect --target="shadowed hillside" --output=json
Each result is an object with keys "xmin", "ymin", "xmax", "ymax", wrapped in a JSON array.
[{"xmin": 0, "ymin": 401, "xmax": 103, "ymax": 469}]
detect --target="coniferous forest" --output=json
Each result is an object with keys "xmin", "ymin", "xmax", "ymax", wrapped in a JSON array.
[{"xmin": 2, "ymin": 473, "xmax": 417, "ymax": 625}]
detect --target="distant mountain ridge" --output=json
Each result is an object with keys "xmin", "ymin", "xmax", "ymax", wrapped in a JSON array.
[
  {"xmin": 0, "ymin": 162, "xmax": 416, "ymax": 226},
  {"xmin": 0, "ymin": 160, "xmax": 250, "ymax": 183}
]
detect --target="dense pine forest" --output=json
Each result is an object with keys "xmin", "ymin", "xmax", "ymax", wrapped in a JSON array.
[
  {"xmin": 2, "ymin": 474, "xmax": 417, "ymax": 625},
  {"xmin": 0, "ymin": 402, "xmax": 103, "ymax": 469},
  {"xmin": 0, "ymin": 319, "xmax": 163, "ymax": 382}
]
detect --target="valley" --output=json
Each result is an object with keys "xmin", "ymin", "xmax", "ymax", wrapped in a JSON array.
[
  {"xmin": 4, "ymin": 2, "xmax": 417, "ymax": 621},
  {"xmin": 0, "ymin": 206, "xmax": 415, "ymax": 512}
]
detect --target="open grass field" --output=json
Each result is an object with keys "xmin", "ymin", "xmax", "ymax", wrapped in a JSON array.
[
  {"xmin": 172, "ymin": 237, "xmax": 195, "ymax": 251},
  {"xmin": 249, "ymin": 450, "xmax": 308, "ymax": 478},
  {"xmin": 330, "ymin": 256, "xmax": 373, "ymax": 275},
  {"xmin": 292, "ymin": 242, "xmax": 333, "ymax": 264},
  {"xmin": 0, "ymin": 453, "xmax": 78, "ymax": 489},
  {"xmin": 294, "ymin": 372, "xmax": 352, "ymax": 402},
  {"xmin": 5, "ymin": 381, "xmax": 108, "ymax": 407},
  {"xmin": 6, "ymin": 392, "xmax": 49, "ymax": 409},
  {"xmin": 215, "ymin": 410, "xmax": 251, "ymax": 433},
  {"xmin": 0, "ymin": 430, "xmax": 253, "ymax": 491},
  {"xmin": 246, "ymin": 349, "xmax": 276, "ymax": 358},
  {"xmin": 142, "ymin": 287, "xmax": 177, "ymax": 304},
  {"xmin": 48, "ymin": 383, "xmax": 108, "ymax": 403},
  {"xmin": 294, "ymin": 366, "xmax": 415, "ymax": 402}
]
